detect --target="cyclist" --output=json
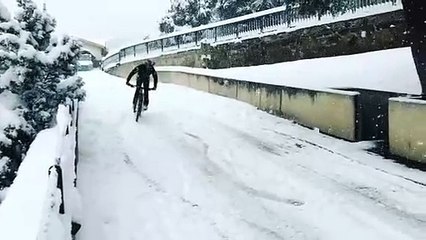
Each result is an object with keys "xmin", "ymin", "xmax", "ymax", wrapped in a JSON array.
[{"xmin": 126, "ymin": 59, "xmax": 158, "ymax": 111}]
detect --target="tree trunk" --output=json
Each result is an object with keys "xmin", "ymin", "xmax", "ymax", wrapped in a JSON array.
[{"xmin": 401, "ymin": 0, "xmax": 426, "ymax": 97}]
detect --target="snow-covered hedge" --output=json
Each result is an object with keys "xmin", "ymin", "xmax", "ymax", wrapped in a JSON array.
[{"xmin": 0, "ymin": 101, "xmax": 81, "ymax": 240}]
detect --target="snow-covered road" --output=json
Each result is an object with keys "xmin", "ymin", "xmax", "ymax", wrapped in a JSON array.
[{"xmin": 76, "ymin": 70, "xmax": 426, "ymax": 240}]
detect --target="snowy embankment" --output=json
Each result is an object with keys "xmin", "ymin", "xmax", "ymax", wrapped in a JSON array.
[
  {"xmin": 77, "ymin": 70, "xmax": 425, "ymax": 240},
  {"xmin": 157, "ymin": 47, "xmax": 422, "ymax": 95},
  {"xmin": 0, "ymin": 103, "xmax": 81, "ymax": 240}
]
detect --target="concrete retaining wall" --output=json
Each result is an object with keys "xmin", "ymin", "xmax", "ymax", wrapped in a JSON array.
[
  {"xmin": 236, "ymin": 81, "xmax": 261, "ymax": 108},
  {"xmin": 281, "ymin": 88, "xmax": 359, "ymax": 141},
  {"xmin": 389, "ymin": 97, "xmax": 426, "ymax": 163},
  {"xmin": 157, "ymin": 71, "xmax": 360, "ymax": 141}
]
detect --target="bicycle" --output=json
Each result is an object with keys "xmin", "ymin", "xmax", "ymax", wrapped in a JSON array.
[{"xmin": 127, "ymin": 83, "xmax": 155, "ymax": 122}]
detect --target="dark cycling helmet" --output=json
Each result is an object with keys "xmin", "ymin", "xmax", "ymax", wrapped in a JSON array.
[{"xmin": 146, "ymin": 59, "xmax": 155, "ymax": 66}]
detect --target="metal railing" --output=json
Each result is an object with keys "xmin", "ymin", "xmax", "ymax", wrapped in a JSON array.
[
  {"xmin": 103, "ymin": 0, "xmax": 400, "ymax": 70},
  {"xmin": 38, "ymin": 100, "xmax": 81, "ymax": 239}
]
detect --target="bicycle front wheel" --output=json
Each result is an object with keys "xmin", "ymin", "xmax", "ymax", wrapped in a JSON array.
[{"xmin": 135, "ymin": 91, "xmax": 144, "ymax": 122}]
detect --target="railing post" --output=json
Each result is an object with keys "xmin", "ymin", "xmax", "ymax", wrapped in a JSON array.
[
  {"xmin": 195, "ymin": 31, "xmax": 198, "ymax": 46},
  {"xmin": 214, "ymin": 27, "xmax": 218, "ymax": 42},
  {"xmin": 177, "ymin": 36, "xmax": 181, "ymax": 49},
  {"xmin": 74, "ymin": 100, "xmax": 79, "ymax": 185},
  {"xmin": 260, "ymin": 17, "xmax": 264, "ymax": 33},
  {"xmin": 161, "ymin": 39, "xmax": 164, "ymax": 52},
  {"xmin": 146, "ymin": 43, "xmax": 149, "ymax": 54},
  {"xmin": 133, "ymin": 46, "xmax": 136, "ymax": 57},
  {"xmin": 235, "ymin": 23, "xmax": 239, "ymax": 38},
  {"xmin": 49, "ymin": 165, "xmax": 65, "ymax": 214}
]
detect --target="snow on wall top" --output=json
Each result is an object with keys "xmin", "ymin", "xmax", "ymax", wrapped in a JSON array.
[
  {"xmin": 0, "ymin": 105, "xmax": 76, "ymax": 240},
  {"xmin": 0, "ymin": 127, "xmax": 59, "ymax": 240},
  {"xmin": 389, "ymin": 97, "xmax": 426, "ymax": 105},
  {"xmin": 157, "ymin": 47, "xmax": 422, "ymax": 95}
]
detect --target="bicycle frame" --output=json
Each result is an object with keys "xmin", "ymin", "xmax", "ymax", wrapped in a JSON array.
[{"xmin": 132, "ymin": 86, "xmax": 155, "ymax": 122}]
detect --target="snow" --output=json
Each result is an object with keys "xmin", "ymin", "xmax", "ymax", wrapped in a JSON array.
[
  {"xmin": 0, "ymin": 104, "xmax": 79, "ymax": 240},
  {"xmin": 44, "ymin": 35, "xmax": 78, "ymax": 64},
  {"xmin": 0, "ymin": 90, "xmax": 20, "ymax": 109},
  {"xmin": 58, "ymin": 76, "xmax": 81, "ymax": 89},
  {"xmin": 0, "ymin": 91, "xmax": 22, "ymax": 145},
  {"xmin": 157, "ymin": 47, "xmax": 422, "ymax": 94},
  {"xmin": 78, "ymin": 60, "xmax": 93, "ymax": 66},
  {"xmin": 0, "ymin": 157, "xmax": 7, "ymax": 171},
  {"xmin": 77, "ymin": 70, "xmax": 426, "ymax": 240},
  {"xmin": 389, "ymin": 96, "xmax": 426, "ymax": 105},
  {"xmin": 0, "ymin": 1, "xmax": 11, "ymax": 21},
  {"xmin": 0, "ymin": 188, "xmax": 7, "ymax": 203}
]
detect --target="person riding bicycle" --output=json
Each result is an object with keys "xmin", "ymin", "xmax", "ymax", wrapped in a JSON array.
[{"xmin": 126, "ymin": 59, "xmax": 158, "ymax": 111}]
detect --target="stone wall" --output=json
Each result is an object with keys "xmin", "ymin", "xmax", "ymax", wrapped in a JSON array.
[
  {"xmin": 150, "ymin": 49, "xmax": 204, "ymax": 68},
  {"xmin": 107, "ymin": 10, "xmax": 408, "ymax": 70},
  {"xmin": 107, "ymin": 10, "xmax": 409, "ymax": 75},
  {"xmin": 203, "ymin": 10, "xmax": 408, "ymax": 69}
]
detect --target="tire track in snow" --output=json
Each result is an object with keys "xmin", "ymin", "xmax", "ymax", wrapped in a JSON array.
[
  {"xmin": 122, "ymin": 153, "xmax": 231, "ymax": 240},
  {"xmin": 184, "ymin": 132, "xmax": 305, "ymax": 207},
  {"xmin": 266, "ymin": 129, "xmax": 426, "ymax": 226},
  {"xmin": 181, "ymin": 131, "xmax": 313, "ymax": 240},
  {"xmin": 271, "ymin": 129, "xmax": 426, "ymax": 187},
  {"xmin": 203, "ymin": 123, "xmax": 426, "ymax": 233}
]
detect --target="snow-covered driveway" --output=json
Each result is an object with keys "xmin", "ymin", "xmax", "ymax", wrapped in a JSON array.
[{"xmin": 76, "ymin": 70, "xmax": 426, "ymax": 240}]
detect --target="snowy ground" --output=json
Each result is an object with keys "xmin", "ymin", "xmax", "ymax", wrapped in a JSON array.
[
  {"xmin": 157, "ymin": 47, "xmax": 422, "ymax": 95},
  {"xmin": 77, "ymin": 70, "xmax": 426, "ymax": 240}
]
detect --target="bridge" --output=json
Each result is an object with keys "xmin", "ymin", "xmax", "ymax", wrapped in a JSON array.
[{"xmin": 77, "ymin": 38, "xmax": 108, "ymax": 67}]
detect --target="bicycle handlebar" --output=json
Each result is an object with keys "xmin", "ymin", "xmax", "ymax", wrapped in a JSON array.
[{"xmin": 126, "ymin": 83, "xmax": 156, "ymax": 90}]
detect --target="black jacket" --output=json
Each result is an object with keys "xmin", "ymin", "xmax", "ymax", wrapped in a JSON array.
[{"xmin": 126, "ymin": 63, "xmax": 158, "ymax": 88}]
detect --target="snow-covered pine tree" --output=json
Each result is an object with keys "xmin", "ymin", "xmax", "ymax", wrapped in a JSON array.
[
  {"xmin": 0, "ymin": 0, "xmax": 85, "ymax": 189},
  {"xmin": 14, "ymin": 0, "xmax": 85, "ymax": 132},
  {"xmin": 170, "ymin": 0, "xmax": 189, "ymax": 27},
  {"xmin": 16, "ymin": 0, "xmax": 56, "ymax": 51},
  {"xmin": 251, "ymin": 0, "xmax": 283, "ymax": 12},
  {"xmin": 49, "ymin": 35, "xmax": 86, "ymax": 104},
  {"xmin": 215, "ymin": 0, "xmax": 253, "ymax": 20},
  {"xmin": 0, "ymin": 1, "xmax": 34, "ymax": 189},
  {"xmin": 159, "ymin": 14, "xmax": 175, "ymax": 34},
  {"xmin": 160, "ymin": 0, "xmax": 284, "ymax": 33},
  {"xmin": 284, "ymin": 0, "xmax": 352, "ymax": 19},
  {"xmin": 186, "ymin": 0, "xmax": 212, "ymax": 27}
]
